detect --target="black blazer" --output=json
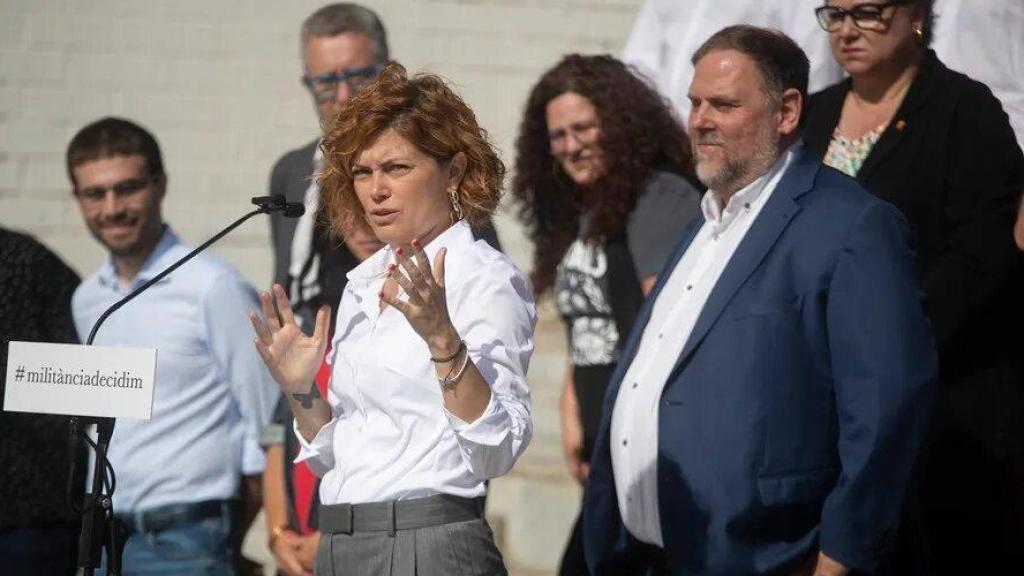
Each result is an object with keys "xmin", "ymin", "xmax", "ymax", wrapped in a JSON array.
[
  {"xmin": 268, "ymin": 139, "xmax": 321, "ymax": 288},
  {"xmin": 805, "ymin": 51, "xmax": 1024, "ymax": 465}
]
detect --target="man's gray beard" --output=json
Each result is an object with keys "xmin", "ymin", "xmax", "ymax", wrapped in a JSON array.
[{"xmin": 695, "ymin": 128, "xmax": 780, "ymax": 195}]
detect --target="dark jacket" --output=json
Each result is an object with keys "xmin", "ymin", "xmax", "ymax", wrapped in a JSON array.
[
  {"xmin": 805, "ymin": 51, "xmax": 1024, "ymax": 570},
  {"xmin": 806, "ymin": 50, "xmax": 1024, "ymax": 461},
  {"xmin": 0, "ymin": 228, "xmax": 82, "ymax": 530}
]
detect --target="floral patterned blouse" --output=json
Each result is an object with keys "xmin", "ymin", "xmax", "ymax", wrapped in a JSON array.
[{"xmin": 824, "ymin": 123, "xmax": 888, "ymax": 177}]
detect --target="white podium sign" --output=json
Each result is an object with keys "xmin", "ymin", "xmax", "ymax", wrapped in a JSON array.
[{"xmin": 4, "ymin": 341, "xmax": 157, "ymax": 420}]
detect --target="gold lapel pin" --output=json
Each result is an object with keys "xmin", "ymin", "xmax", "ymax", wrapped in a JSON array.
[{"xmin": 895, "ymin": 119, "xmax": 907, "ymax": 130}]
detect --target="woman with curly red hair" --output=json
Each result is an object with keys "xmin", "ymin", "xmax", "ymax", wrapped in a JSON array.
[
  {"xmin": 250, "ymin": 62, "xmax": 534, "ymax": 575},
  {"xmin": 512, "ymin": 54, "xmax": 701, "ymax": 575}
]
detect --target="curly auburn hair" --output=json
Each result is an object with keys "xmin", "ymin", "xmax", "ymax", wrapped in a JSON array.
[
  {"xmin": 318, "ymin": 62, "xmax": 505, "ymax": 242},
  {"xmin": 512, "ymin": 54, "xmax": 693, "ymax": 295}
]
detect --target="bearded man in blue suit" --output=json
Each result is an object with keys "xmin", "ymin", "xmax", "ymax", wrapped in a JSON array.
[{"xmin": 583, "ymin": 25, "xmax": 937, "ymax": 576}]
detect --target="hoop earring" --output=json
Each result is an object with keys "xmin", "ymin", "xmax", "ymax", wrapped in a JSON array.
[{"xmin": 449, "ymin": 187, "xmax": 463, "ymax": 221}]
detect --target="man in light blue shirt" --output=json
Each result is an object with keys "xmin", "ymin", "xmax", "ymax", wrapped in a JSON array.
[{"xmin": 67, "ymin": 117, "xmax": 278, "ymax": 574}]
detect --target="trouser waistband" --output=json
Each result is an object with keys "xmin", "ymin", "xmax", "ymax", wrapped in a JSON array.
[
  {"xmin": 115, "ymin": 499, "xmax": 232, "ymax": 535},
  {"xmin": 319, "ymin": 494, "xmax": 484, "ymax": 536}
]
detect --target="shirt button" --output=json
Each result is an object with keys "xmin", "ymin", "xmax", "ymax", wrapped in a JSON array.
[
  {"xmin": 658, "ymin": 333, "xmax": 663, "ymax": 339},
  {"xmin": 622, "ymin": 439, "xmax": 628, "ymax": 446},
  {"xmin": 632, "ymin": 382, "xmax": 638, "ymax": 389},
  {"xmin": 686, "ymin": 285, "xmax": 693, "ymax": 291}
]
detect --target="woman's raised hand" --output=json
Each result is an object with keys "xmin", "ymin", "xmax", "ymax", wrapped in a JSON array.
[
  {"xmin": 249, "ymin": 284, "xmax": 331, "ymax": 394},
  {"xmin": 379, "ymin": 238, "xmax": 461, "ymax": 358}
]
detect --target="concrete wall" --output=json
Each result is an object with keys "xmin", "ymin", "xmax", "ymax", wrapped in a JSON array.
[{"xmin": 0, "ymin": 1, "xmax": 643, "ymax": 574}]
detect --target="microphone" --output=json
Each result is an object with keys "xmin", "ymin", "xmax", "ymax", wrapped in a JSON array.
[
  {"xmin": 283, "ymin": 202, "xmax": 306, "ymax": 218},
  {"xmin": 251, "ymin": 194, "xmax": 305, "ymax": 218}
]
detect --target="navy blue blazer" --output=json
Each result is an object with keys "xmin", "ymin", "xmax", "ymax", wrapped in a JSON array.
[{"xmin": 583, "ymin": 147, "xmax": 937, "ymax": 575}]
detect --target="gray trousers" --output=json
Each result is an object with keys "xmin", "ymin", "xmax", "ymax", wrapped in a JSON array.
[{"xmin": 315, "ymin": 494, "xmax": 506, "ymax": 576}]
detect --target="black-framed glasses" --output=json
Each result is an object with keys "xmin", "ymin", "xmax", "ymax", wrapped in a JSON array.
[
  {"xmin": 303, "ymin": 64, "xmax": 384, "ymax": 104},
  {"xmin": 75, "ymin": 176, "xmax": 156, "ymax": 205},
  {"xmin": 815, "ymin": 1, "xmax": 910, "ymax": 32}
]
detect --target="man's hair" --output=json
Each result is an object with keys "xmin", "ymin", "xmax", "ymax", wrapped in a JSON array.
[
  {"xmin": 692, "ymin": 25, "xmax": 810, "ymax": 126},
  {"xmin": 66, "ymin": 117, "xmax": 164, "ymax": 188},
  {"xmin": 319, "ymin": 62, "xmax": 505, "ymax": 241},
  {"xmin": 301, "ymin": 3, "xmax": 389, "ymax": 64}
]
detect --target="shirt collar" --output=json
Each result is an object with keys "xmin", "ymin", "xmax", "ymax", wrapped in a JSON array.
[
  {"xmin": 312, "ymin": 140, "xmax": 324, "ymax": 169},
  {"xmin": 97, "ymin": 225, "xmax": 179, "ymax": 290},
  {"xmin": 700, "ymin": 142, "xmax": 800, "ymax": 233},
  {"xmin": 347, "ymin": 219, "xmax": 474, "ymax": 283},
  {"xmin": 346, "ymin": 220, "xmax": 475, "ymax": 316}
]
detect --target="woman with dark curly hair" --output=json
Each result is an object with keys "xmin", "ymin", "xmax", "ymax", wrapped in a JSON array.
[
  {"xmin": 250, "ymin": 62, "xmax": 535, "ymax": 575},
  {"xmin": 512, "ymin": 54, "xmax": 700, "ymax": 575}
]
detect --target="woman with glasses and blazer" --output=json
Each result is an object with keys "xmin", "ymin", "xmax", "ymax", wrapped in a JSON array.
[{"xmin": 804, "ymin": 1, "xmax": 1024, "ymax": 573}]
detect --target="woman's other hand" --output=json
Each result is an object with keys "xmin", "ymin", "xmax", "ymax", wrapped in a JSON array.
[{"xmin": 249, "ymin": 283, "xmax": 331, "ymax": 395}]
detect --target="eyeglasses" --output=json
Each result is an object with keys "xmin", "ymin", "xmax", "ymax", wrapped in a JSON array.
[
  {"xmin": 815, "ymin": 1, "xmax": 910, "ymax": 32},
  {"xmin": 548, "ymin": 120, "xmax": 600, "ymax": 148},
  {"xmin": 303, "ymin": 64, "xmax": 384, "ymax": 104},
  {"xmin": 75, "ymin": 176, "xmax": 155, "ymax": 205}
]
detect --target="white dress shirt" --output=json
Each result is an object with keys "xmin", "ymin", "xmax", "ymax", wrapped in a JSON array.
[
  {"xmin": 610, "ymin": 145, "xmax": 798, "ymax": 546},
  {"xmin": 932, "ymin": 0, "xmax": 1024, "ymax": 149},
  {"xmin": 73, "ymin": 227, "xmax": 279, "ymax": 513},
  {"xmin": 295, "ymin": 220, "xmax": 536, "ymax": 504},
  {"xmin": 622, "ymin": 0, "xmax": 843, "ymax": 123}
]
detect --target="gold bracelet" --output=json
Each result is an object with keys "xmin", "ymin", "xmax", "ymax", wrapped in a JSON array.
[
  {"xmin": 268, "ymin": 523, "xmax": 291, "ymax": 549},
  {"xmin": 438, "ymin": 344, "xmax": 471, "ymax": 390}
]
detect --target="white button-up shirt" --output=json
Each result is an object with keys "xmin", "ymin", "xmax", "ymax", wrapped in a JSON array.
[
  {"xmin": 73, "ymin": 227, "xmax": 279, "ymax": 513},
  {"xmin": 295, "ymin": 220, "xmax": 536, "ymax": 504},
  {"xmin": 610, "ymin": 145, "xmax": 798, "ymax": 546}
]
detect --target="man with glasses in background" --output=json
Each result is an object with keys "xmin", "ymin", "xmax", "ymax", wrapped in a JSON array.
[
  {"xmin": 263, "ymin": 6, "xmax": 388, "ymax": 574},
  {"xmin": 268, "ymin": 2, "xmax": 388, "ymax": 322}
]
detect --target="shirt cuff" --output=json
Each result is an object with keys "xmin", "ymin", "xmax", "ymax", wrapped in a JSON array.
[
  {"xmin": 292, "ymin": 418, "xmax": 335, "ymax": 477},
  {"xmin": 241, "ymin": 435, "xmax": 267, "ymax": 475},
  {"xmin": 260, "ymin": 422, "xmax": 285, "ymax": 448},
  {"xmin": 443, "ymin": 389, "xmax": 515, "ymax": 448}
]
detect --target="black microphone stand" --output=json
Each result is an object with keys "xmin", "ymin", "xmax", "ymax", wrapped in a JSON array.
[{"xmin": 72, "ymin": 194, "xmax": 302, "ymax": 575}]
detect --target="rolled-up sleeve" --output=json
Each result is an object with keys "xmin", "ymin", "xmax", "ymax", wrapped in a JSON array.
[
  {"xmin": 444, "ymin": 258, "xmax": 537, "ymax": 479},
  {"xmin": 293, "ymin": 417, "xmax": 337, "ymax": 478}
]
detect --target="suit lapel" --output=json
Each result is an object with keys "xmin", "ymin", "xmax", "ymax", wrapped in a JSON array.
[{"xmin": 669, "ymin": 149, "xmax": 818, "ymax": 376}]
